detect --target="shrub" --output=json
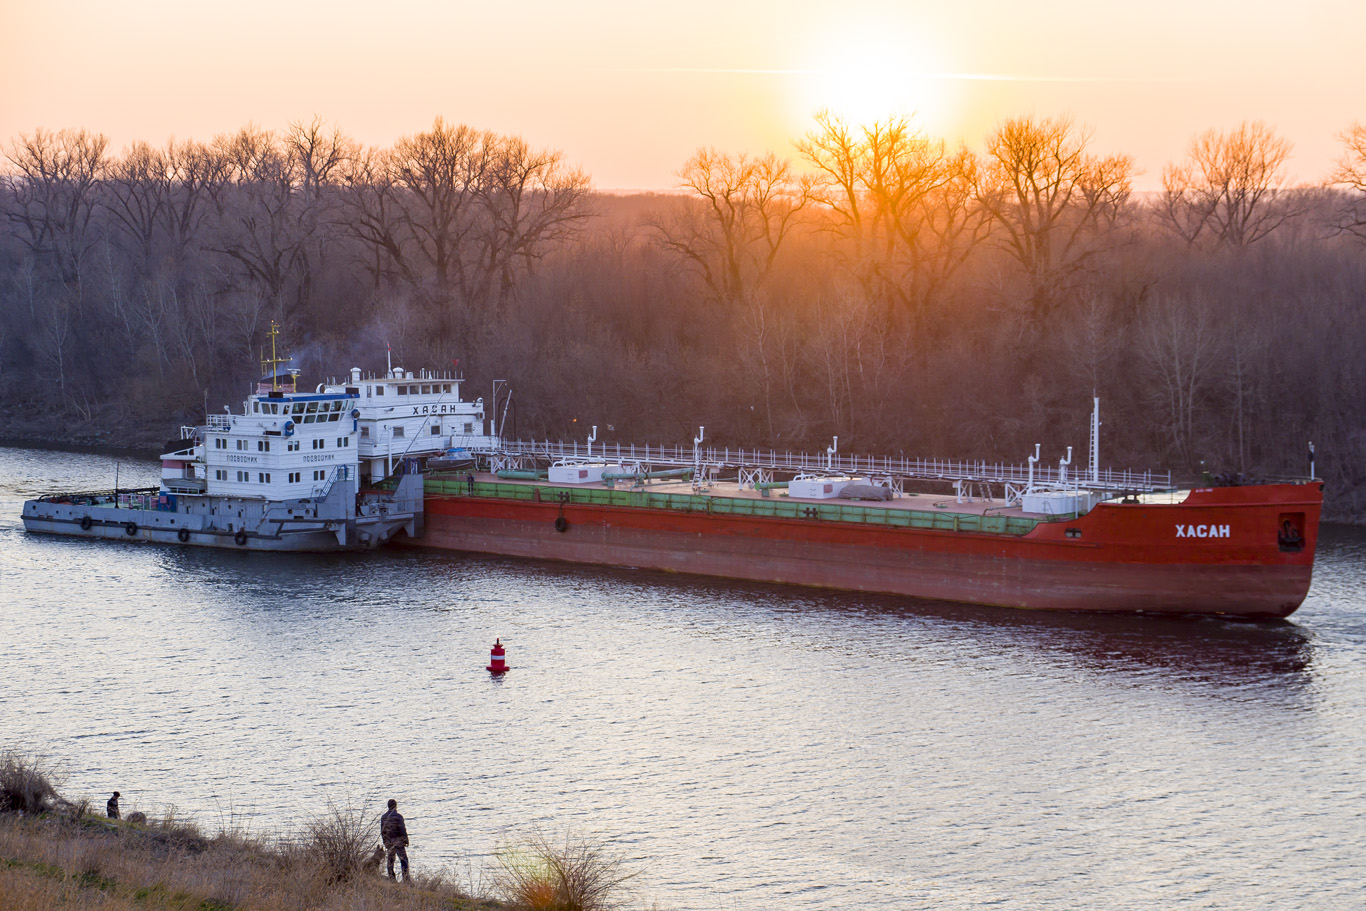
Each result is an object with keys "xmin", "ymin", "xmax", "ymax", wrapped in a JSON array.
[
  {"xmin": 298, "ymin": 799, "xmax": 376, "ymax": 884},
  {"xmin": 0, "ymin": 751, "xmax": 61, "ymax": 814},
  {"xmin": 494, "ymin": 830, "xmax": 634, "ymax": 911}
]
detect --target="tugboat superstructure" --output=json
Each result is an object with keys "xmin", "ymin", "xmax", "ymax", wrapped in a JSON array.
[{"xmin": 22, "ymin": 328, "xmax": 424, "ymax": 551}]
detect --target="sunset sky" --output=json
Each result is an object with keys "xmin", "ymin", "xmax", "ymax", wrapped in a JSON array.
[{"xmin": 2, "ymin": 0, "xmax": 1363, "ymax": 190}]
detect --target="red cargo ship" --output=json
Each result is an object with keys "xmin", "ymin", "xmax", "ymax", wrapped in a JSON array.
[{"xmin": 412, "ymin": 423, "xmax": 1322, "ymax": 619}]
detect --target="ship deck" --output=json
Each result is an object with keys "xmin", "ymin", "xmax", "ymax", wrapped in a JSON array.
[{"xmin": 429, "ymin": 471, "xmax": 1190, "ymax": 523}]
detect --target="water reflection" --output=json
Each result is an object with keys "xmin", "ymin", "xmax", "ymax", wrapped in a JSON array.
[{"xmin": 379, "ymin": 548, "xmax": 1321, "ymax": 696}]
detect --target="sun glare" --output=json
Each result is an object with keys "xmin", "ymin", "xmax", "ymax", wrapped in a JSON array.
[{"xmin": 802, "ymin": 34, "xmax": 943, "ymax": 129}]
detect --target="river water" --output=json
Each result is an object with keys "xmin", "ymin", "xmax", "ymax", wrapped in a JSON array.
[{"xmin": 2, "ymin": 446, "xmax": 1363, "ymax": 909}]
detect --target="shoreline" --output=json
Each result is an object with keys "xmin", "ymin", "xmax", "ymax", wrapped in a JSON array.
[{"xmin": 1, "ymin": 752, "xmax": 634, "ymax": 911}]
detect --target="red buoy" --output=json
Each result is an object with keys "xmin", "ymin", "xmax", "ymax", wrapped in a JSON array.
[{"xmin": 487, "ymin": 638, "xmax": 508, "ymax": 674}]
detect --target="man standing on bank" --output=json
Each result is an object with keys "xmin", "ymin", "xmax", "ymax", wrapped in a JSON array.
[
  {"xmin": 380, "ymin": 798, "xmax": 410, "ymax": 882},
  {"xmin": 107, "ymin": 791, "xmax": 120, "ymax": 819}
]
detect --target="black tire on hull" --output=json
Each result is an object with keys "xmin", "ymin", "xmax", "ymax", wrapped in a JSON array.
[
  {"xmin": 79, "ymin": 515, "xmax": 92, "ymax": 531},
  {"xmin": 124, "ymin": 522, "xmax": 137, "ymax": 536},
  {"xmin": 177, "ymin": 527, "xmax": 191, "ymax": 543},
  {"xmin": 234, "ymin": 529, "xmax": 248, "ymax": 546}
]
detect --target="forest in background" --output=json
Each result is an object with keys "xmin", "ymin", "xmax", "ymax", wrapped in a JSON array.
[{"xmin": 2, "ymin": 114, "xmax": 1364, "ymax": 519}]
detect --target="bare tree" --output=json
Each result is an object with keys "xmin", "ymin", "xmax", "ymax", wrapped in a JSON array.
[
  {"xmin": 798, "ymin": 112, "xmax": 988, "ymax": 318},
  {"xmin": 474, "ymin": 135, "xmax": 592, "ymax": 311},
  {"xmin": 974, "ymin": 115, "xmax": 1134, "ymax": 316},
  {"xmin": 654, "ymin": 147, "xmax": 811, "ymax": 304},
  {"xmin": 103, "ymin": 140, "xmax": 170, "ymax": 268},
  {"xmin": 209, "ymin": 124, "xmax": 315, "ymax": 317},
  {"xmin": 387, "ymin": 117, "xmax": 491, "ymax": 306},
  {"xmin": 1159, "ymin": 121, "xmax": 1297, "ymax": 249},
  {"xmin": 2, "ymin": 128, "xmax": 109, "ymax": 284},
  {"xmin": 163, "ymin": 138, "xmax": 227, "ymax": 264},
  {"xmin": 339, "ymin": 144, "xmax": 407, "ymax": 287},
  {"xmin": 1138, "ymin": 293, "xmax": 1222, "ymax": 467},
  {"xmin": 1331, "ymin": 122, "xmax": 1366, "ymax": 245}
]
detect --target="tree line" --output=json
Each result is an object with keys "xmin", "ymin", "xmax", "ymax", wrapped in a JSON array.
[{"xmin": 2, "ymin": 114, "xmax": 1364, "ymax": 518}]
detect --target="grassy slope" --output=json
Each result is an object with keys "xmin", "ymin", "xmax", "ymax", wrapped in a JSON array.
[{"xmin": 0, "ymin": 810, "xmax": 499, "ymax": 911}]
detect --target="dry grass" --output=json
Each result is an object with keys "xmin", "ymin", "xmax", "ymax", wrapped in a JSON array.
[
  {"xmin": 0, "ymin": 753, "xmax": 641, "ymax": 911},
  {"xmin": 292, "ymin": 798, "xmax": 377, "ymax": 884},
  {"xmin": 0, "ymin": 751, "xmax": 500, "ymax": 911},
  {"xmin": 0, "ymin": 809, "xmax": 503, "ymax": 910},
  {"xmin": 493, "ymin": 830, "xmax": 635, "ymax": 911},
  {"xmin": 0, "ymin": 750, "xmax": 62, "ymax": 814}
]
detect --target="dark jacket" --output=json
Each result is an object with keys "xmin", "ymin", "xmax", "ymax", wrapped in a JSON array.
[
  {"xmin": 380, "ymin": 808, "xmax": 409, "ymax": 847},
  {"xmin": 107, "ymin": 795, "xmax": 120, "ymax": 819}
]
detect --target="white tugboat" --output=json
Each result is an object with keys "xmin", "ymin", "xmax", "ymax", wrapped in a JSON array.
[
  {"xmin": 21, "ymin": 326, "xmax": 424, "ymax": 551},
  {"xmin": 318, "ymin": 361, "xmax": 499, "ymax": 483}
]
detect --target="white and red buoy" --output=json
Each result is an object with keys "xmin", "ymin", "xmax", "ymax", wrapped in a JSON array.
[{"xmin": 487, "ymin": 638, "xmax": 508, "ymax": 674}]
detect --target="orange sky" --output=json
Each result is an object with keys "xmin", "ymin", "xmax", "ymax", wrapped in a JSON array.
[{"xmin": 2, "ymin": 0, "xmax": 1363, "ymax": 190}]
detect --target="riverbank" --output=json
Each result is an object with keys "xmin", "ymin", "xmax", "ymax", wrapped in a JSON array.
[
  {"xmin": 0, "ymin": 407, "xmax": 168, "ymax": 459},
  {"xmin": 1, "ymin": 754, "xmax": 632, "ymax": 911}
]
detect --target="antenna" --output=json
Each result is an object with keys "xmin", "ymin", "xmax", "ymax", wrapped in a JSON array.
[
  {"xmin": 1090, "ymin": 396, "xmax": 1100, "ymax": 485},
  {"xmin": 259, "ymin": 321, "xmax": 287, "ymax": 392}
]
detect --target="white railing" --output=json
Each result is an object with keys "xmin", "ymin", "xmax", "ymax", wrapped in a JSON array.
[{"xmin": 492, "ymin": 439, "xmax": 1173, "ymax": 493}]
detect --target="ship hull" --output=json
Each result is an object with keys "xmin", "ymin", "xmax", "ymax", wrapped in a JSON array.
[
  {"xmin": 413, "ymin": 483, "xmax": 1322, "ymax": 618},
  {"xmin": 20, "ymin": 512, "xmax": 353, "ymax": 551},
  {"xmin": 21, "ymin": 486, "xmax": 423, "ymax": 553}
]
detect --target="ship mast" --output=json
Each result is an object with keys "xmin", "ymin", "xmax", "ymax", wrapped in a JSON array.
[{"xmin": 260, "ymin": 321, "xmax": 287, "ymax": 392}]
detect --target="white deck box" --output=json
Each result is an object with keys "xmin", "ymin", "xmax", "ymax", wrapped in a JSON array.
[
  {"xmin": 548, "ymin": 463, "xmax": 621, "ymax": 485},
  {"xmin": 789, "ymin": 477, "xmax": 850, "ymax": 499},
  {"xmin": 1022, "ymin": 491, "xmax": 1097, "ymax": 516}
]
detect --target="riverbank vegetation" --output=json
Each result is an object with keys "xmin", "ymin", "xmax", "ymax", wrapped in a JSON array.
[
  {"xmin": 1, "ymin": 751, "xmax": 634, "ymax": 911},
  {"xmin": 1, "ymin": 114, "xmax": 1363, "ymax": 518}
]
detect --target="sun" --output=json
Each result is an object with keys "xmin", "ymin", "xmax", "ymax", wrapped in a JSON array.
[{"xmin": 797, "ymin": 33, "xmax": 945, "ymax": 130}]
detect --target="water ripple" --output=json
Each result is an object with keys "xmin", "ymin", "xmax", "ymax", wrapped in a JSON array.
[{"xmin": 1, "ymin": 447, "xmax": 1364, "ymax": 909}]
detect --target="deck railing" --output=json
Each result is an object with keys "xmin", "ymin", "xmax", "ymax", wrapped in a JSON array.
[{"xmin": 489, "ymin": 439, "xmax": 1172, "ymax": 493}]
